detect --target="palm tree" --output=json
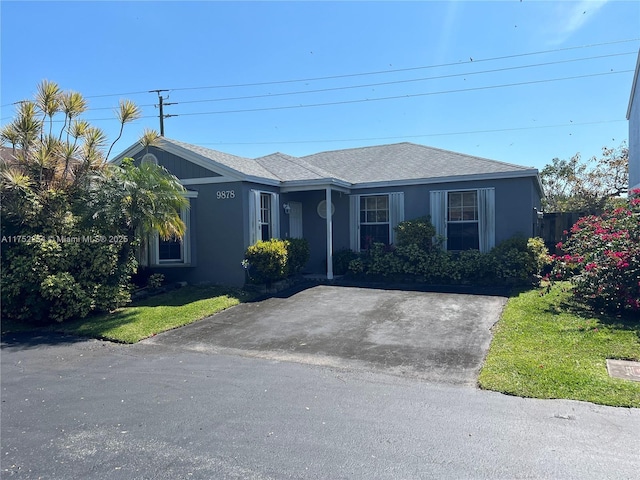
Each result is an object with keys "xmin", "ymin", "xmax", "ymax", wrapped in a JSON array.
[
  {"xmin": 35, "ymin": 80, "xmax": 61, "ymax": 138},
  {"xmin": 106, "ymin": 158, "xmax": 189, "ymax": 240},
  {"xmin": 59, "ymin": 91, "xmax": 87, "ymax": 143},
  {"xmin": 105, "ymin": 100, "xmax": 140, "ymax": 161},
  {"xmin": 1, "ymin": 80, "xmax": 187, "ymax": 323}
]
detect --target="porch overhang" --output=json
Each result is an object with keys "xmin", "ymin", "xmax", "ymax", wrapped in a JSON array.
[{"xmin": 279, "ymin": 178, "xmax": 351, "ymax": 193}]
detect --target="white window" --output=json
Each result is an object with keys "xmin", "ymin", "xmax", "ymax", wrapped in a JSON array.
[
  {"xmin": 360, "ymin": 195, "xmax": 389, "ymax": 250},
  {"xmin": 430, "ymin": 188, "xmax": 495, "ymax": 252},
  {"xmin": 249, "ymin": 190, "xmax": 280, "ymax": 245},
  {"xmin": 349, "ymin": 192, "xmax": 404, "ymax": 252},
  {"xmin": 447, "ymin": 190, "xmax": 479, "ymax": 251},
  {"xmin": 152, "ymin": 205, "xmax": 191, "ymax": 265},
  {"xmin": 259, "ymin": 193, "xmax": 272, "ymax": 240}
]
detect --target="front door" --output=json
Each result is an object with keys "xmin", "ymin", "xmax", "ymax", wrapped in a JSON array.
[{"xmin": 289, "ymin": 201, "xmax": 303, "ymax": 239}]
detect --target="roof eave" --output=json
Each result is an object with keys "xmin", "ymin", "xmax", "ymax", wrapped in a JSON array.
[
  {"xmin": 349, "ymin": 169, "xmax": 540, "ymax": 190},
  {"xmin": 280, "ymin": 178, "xmax": 351, "ymax": 193}
]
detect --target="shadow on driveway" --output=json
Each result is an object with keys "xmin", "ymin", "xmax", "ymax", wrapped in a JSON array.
[{"xmin": 0, "ymin": 331, "xmax": 89, "ymax": 351}]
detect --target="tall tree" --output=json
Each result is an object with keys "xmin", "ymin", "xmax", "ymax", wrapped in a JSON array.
[
  {"xmin": 540, "ymin": 142, "xmax": 628, "ymax": 214},
  {"xmin": 0, "ymin": 82, "xmax": 187, "ymax": 323}
]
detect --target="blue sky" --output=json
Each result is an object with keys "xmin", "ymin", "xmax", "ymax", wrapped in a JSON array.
[{"xmin": 1, "ymin": 1, "xmax": 639, "ymax": 171}]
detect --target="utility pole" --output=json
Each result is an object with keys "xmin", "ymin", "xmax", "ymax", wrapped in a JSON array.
[{"xmin": 149, "ymin": 89, "xmax": 177, "ymax": 136}]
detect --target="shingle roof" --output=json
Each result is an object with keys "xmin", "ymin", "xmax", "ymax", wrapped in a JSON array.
[
  {"xmin": 300, "ymin": 142, "xmax": 535, "ymax": 184},
  {"xmin": 254, "ymin": 152, "xmax": 344, "ymax": 182},
  {"xmin": 146, "ymin": 139, "xmax": 537, "ymax": 186},
  {"xmin": 163, "ymin": 138, "xmax": 280, "ymax": 181}
]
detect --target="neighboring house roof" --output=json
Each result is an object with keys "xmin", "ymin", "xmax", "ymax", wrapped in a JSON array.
[
  {"xmin": 0, "ymin": 146, "xmax": 17, "ymax": 165},
  {"xmin": 627, "ymin": 49, "xmax": 640, "ymax": 120},
  {"xmin": 113, "ymin": 137, "xmax": 540, "ymax": 190}
]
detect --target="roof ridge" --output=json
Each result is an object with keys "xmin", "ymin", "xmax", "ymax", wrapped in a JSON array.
[
  {"xmin": 256, "ymin": 151, "xmax": 344, "ymax": 181},
  {"xmin": 304, "ymin": 141, "xmax": 534, "ymax": 170},
  {"xmin": 300, "ymin": 141, "xmax": 411, "ymax": 159}
]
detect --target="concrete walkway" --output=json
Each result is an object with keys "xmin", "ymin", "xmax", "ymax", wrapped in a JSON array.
[{"xmin": 143, "ymin": 285, "xmax": 507, "ymax": 385}]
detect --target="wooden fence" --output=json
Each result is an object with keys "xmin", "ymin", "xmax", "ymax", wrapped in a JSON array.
[{"xmin": 539, "ymin": 212, "xmax": 588, "ymax": 252}]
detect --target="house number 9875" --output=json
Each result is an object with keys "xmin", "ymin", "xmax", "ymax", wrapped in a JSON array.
[{"xmin": 216, "ymin": 190, "xmax": 235, "ymax": 199}]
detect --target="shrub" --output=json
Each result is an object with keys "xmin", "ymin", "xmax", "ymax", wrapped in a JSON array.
[
  {"xmin": 0, "ymin": 235, "xmax": 136, "ymax": 324},
  {"xmin": 333, "ymin": 249, "xmax": 358, "ymax": 275},
  {"xmin": 394, "ymin": 216, "xmax": 436, "ymax": 251},
  {"xmin": 285, "ymin": 238, "xmax": 310, "ymax": 275},
  {"xmin": 147, "ymin": 273, "xmax": 165, "ymax": 289},
  {"xmin": 244, "ymin": 239, "xmax": 288, "ymax": 285},
  {"xmin": 453, "ymin": 249, "xmax": 497, "ymax": 284},
  {"xmin": 551, "ymin": 190, "xmax": 640, "ymax": 314},
  {"xmin": 40, "ymin": 272, "xmax": 92, "ymax": 323},
  {"xmin": 489, "ymin": 236, "xmax": 550, "ymax": 283},
  {"xmin": 345, "ymin": 233, "xmax": 549, "ymax": 286}
]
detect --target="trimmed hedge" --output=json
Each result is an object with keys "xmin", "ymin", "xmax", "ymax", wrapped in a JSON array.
[
  {"xmin": 345, "ymin": 218, "xmax": 550, "ymax": 286},
  {"xmin": 347, "ymin": 236, "xmax": 550, "ymax": 286},
  {"xmin": 244, "ymin": 238, "xmax": 310, "ymax": 285}
]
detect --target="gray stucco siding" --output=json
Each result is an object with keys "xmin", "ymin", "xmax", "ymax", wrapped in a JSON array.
[
  {"xmin": 419, "ymin": 176, "xmax": 539, "ymax": 244},
  {"xmin": 351, "ymin": 176, "xmax": 540, "ymax": 247},
  {"xmin": 154, "ymin": 181, "xmax": 247, "ymax": 287}
]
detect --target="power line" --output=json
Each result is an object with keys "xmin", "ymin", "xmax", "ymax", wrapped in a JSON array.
[
  {"xmin": 164, "ymin": 38, "xmax": 640, "ymax": 92},
  {"xmin": 172, "ymin": 70, "xmax": 633, "ymax": 117},
  {"xmin": 197, "ymin": 119, "xmax": 627, "ymax": 147},
  {"xmin": 19, "ymin": 50, "xmax": 632, "ymax": 114},
  {"xmin": 2, "ymin": 37, "xmax": 637, "ymax": 108},
  {"xmin": 1, "ymin": 69, "xmax": 632, "ymax": 123},
  {"xmin": 166, "ymin": 51, "xmax": 636, "ymax": 107}
]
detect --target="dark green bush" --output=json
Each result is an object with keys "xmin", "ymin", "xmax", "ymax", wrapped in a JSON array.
[
  {"xmin": 244, "ymin": 239, "xmax": 288, "ymax": 285},
  {"xmin": 1, "ymin": 235, "xmax": 136, "ymax": 324},
  {"xmin": 346, "ymin": 234, "xmax": 550, "ymax": 286},
  {"xmin": 333, "ymin": 249, "xmax": 358, "ymax": 275},
  {"xmin": 40, "ymin": 272, "xmax": 92, "ymax": 323},
  {"xmin": 394, "ymin": 216, "xmax": 436, "ymax": 250},
  {"xmin": 488, "ymin": 236, "xmax": 550, "ymax": 282},
  {"xmin": 285, "ymin": 238, "xmax": 310, "ymax": 275}
]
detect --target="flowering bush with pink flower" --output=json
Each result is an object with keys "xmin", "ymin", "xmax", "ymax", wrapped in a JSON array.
[{"xmin": 550, "ymin": 189, "xmax": 640, "ymax": 314}]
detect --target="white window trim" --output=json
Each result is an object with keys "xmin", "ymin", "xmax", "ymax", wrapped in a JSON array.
[
  {"xmin": 151, "ymin": 204, "xmax": 191, "ymax": 266},
  {"xmin": 430, "ymin": 188, "xmax": 495, "ymax": 253},
  {"xmin": 249, "ymin": 190, "xmax": 280, "ymax": 246},
  {"xmin": 349, "ymin": 192, "xmax": 404, "ymax": 252}
]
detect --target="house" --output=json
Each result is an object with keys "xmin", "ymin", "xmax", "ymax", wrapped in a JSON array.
[
  {"xmin": 628, "ymin": 49, "xmax": 640, "ymax": 193},
  {"xmin": 114, "ymin": 139, "xmax": 543, "ymax": 287}
]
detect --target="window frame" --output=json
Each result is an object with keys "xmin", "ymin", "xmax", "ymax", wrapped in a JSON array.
[
  {"xmin": 259, "ymin": 192, "xmax": 272, "ymax": 241},
  {"xmin": 446, "ymin": 190, "xmax": 479, "ymax": 251},
  {"xmin": 249, "ymin": 190, "xmax": 280, "ymax": 246},
  {"xmin": 149, "ymin": 192, "xmax": 196, "ymax": 267},
  {"xmin": 359, "ymin": 194, "xmax": 391, "ymax": 250},
  {"xmin": 430, "ymin": 187, "xmax": 495, "ymax": 253},
  {"xmin": 153, "ymin": 205, "xmax": 191, "ymax": 265}
]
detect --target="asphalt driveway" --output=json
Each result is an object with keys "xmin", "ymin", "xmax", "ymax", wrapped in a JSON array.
[{"xmin": 144, "ymin": 285, "xmax": 507, "ymax": 385}]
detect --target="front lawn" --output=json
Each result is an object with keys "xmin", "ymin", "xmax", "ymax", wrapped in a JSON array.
[
  {"xmin": 479, "ymin": 282, "xmax": 640, "ymax": 408},
  {"xmin": 2, "ymin": 286, "xmax": 255, "ymax": 344}
]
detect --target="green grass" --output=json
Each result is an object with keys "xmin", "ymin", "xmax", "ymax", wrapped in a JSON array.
[
  {"xmin": 479, "ymin": 282, "xmax": 640, "ymax": 408},
  {"xmin": 2, "ymin": 286, "xmax": 255, "ymax": 344}
]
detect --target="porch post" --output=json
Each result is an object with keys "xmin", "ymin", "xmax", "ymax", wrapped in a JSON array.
[{"xmin": 325, "ymin": 186, "xmax": 334, "ymax": 280}]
